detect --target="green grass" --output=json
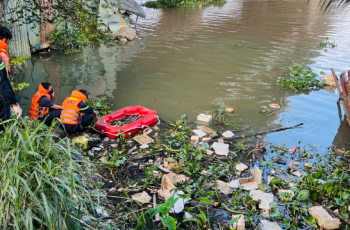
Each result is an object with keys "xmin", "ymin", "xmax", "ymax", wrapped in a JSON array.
[{"xmin": 0, "ymin": 118, "xmax": 93, "ymax": 229}]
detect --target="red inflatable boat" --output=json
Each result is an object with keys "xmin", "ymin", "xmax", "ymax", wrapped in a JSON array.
[{"xmin": 94, "ymin": 106, "xmax": 158, "ymax": 138}]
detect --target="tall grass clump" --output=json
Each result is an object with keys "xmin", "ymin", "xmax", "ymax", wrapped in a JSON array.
[{"xmin": 0, "ymin": 118, "xmax": 93, "ymax": 229}]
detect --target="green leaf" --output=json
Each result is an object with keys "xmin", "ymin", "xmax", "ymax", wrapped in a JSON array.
[
  {"xmin": 269, "ymin": 202, "xmax": 278, "ymax": 209},
  {"xmin": 258, "ymin": 184, "xmax": 265, "ymax": 192},
  {"xmin": 198, "ymin": 197, "xmax": 213, "ymax": 205},
  {"xmin": 310, "ymin": 190, "xmax": 318, "ymax": 201},
  {"xmin": 150, "ymin": 204, "xmax": 163, "ymax": 217},
  {"xmin": 182, "ymin": 218, "xmax": 202, "ymax": 225},
  {"xmin": 162, "ymin": 196, "xmax": 179, "ymax": 215},
  {"xmin": 298, "ymin": 190, "xmax": 309, "ymax": 201},
  {"xmin": 161, "ymin": 216, "xmax": 176, "ymax": 230},
  {"xmin": 197, "ymin": 211, "xmax": 207, "ymax": 223},
  {"xmin": 335, "ymin": 198, "xmax": 346, "ymax": 206},
  {"xmin": 334, "ymin": 168, "xmax": 340, "ymax": 175},
  {"xmin": 206, "ymin": 191, "xmax": 214, "ymax": 197},
  {"xmin": 270, "ymin": 177, "xmax": 281, "ymax": 185},
  {"xmin": 270, "ymin": 209, "xmax": 282, "ymax": 218},
  {"xmin": 230, "ymin": 215, "xmax": 241, "ymax": 224},
  {"xmin": 305, "ymin": 215, "xmax": 316, "ymax": 225},
  {"xmin": 312, "ymin": 173, "xmax": 322, "ymax": 179},
  {"xmin": 145, "ymin": 168, "xmax": 153, "ymax": 177}
]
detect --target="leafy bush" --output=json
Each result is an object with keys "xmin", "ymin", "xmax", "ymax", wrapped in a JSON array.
[
  {"xmin": 277, "ymin": 64, "xmax": 325, "ymax": 90},
  {"xmin": 11, "ymin": 55, "xmax": 30, "ymax": 66},
  {"xmin": 86, "ymin": 95, "xmax": 114, "ymax": 117},
  {"xmin": 0, "ymin": 118, "xmax": 93, "ymax": 229},
  {"xmin": 46, "ymin": 1, "xmax": 114, "ymax": 54},
  {"xmin": 11, "ymin": 82, "xmax": 30, "ymax": 91},
  {"xmin": 48, "ymin": 26, "xmax": 112, "ymax": 54}
]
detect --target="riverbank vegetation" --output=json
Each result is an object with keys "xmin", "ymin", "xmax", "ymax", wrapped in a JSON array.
[
  {"xmin": 5, "ymin": 0, "xmax": 115, "ymax": 54},
  {"xmin": 0, "ymin": 118, "xmax": 96, "ymax": 229},
  {"xmin": 277, "ymin": 64, "xmax": 325, "ymax": 90},
  {"xmin": 11, "ymin": 55, "xmax": 30, "ymax": 66},
  {"xmin": 88, "ymin": 114, "xmax": 350, "ymax": 229},
  {"xmin": 1, "ymin": 99, "xmax": 349, "ymax": 229}
]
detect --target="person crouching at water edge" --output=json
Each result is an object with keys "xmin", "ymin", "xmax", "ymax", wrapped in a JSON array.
[
  {"xmin": 60, "ymin": 89, "xmax": 97, "ymax": 135},
  {"xmin": 29, "ymin": 82, "xmax": 62, "ymax": 126}
]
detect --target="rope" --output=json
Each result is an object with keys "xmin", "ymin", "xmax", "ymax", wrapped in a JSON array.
[{"xmin": 110, "ymin": 114, "xmax": 144, "ymax": 127}]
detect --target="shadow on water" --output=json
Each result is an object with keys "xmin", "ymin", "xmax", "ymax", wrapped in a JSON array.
[{"xmin": 14, "ymin": 0, "xmax": 350, "ymax": 151}]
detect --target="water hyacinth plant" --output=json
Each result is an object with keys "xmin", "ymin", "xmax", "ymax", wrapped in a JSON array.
[
  {"xmin": 0, "ymin": 118, "xmax": 93, "ymax": 229},
  {"xmin": 319, "ymin": 37, "xmax": 336, "ymax": 49},
  {"xmin": 277, "ymin": 64, "xmax": 325, "ymax": 90}
]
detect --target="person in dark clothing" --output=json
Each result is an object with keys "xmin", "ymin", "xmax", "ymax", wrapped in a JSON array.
[
  {"xmin": 0, "ymin": 58, "xmax": 22, "ymax": 131},
  {"xmin": 60, "ymin": 89, "xmax": 97, "ymax": 135},
  {"xmin": 0, "ymin": 27, "xmax": 22, "ymax": 131},
  {"xmin": 29, "ymin": 82, "xmax": 62, "ymax": 126}
]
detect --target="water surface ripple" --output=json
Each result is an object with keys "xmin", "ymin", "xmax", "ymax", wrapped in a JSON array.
[{"xmin": 17, "ymin": 0, "xmax": 350, "ymax": 150}]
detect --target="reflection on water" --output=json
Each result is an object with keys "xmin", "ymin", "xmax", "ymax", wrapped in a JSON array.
[{"xmin": 15, "ymin": 0, "xmax": 350, "ymax": 150}]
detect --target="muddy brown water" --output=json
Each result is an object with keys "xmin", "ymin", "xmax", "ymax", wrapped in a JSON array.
[{"xmin": 15, "ymin": 0, "xmax": 350, "ymax": 151}]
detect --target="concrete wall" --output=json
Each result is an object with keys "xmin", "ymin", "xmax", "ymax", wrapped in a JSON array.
[
  {"xmin": 4, "ymin": 0, "xmax": 31, "ymax": 56},
  {"xmin": 99, "ymin": 1, "xmax": 130, "ymax": 32}
]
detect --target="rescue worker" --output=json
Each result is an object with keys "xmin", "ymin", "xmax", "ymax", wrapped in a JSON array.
[
  {"xmin": 0, "ymin": 27, "xmax": 12, "ymax": 74},
  {"xmin": 29, "ymin": 82, "xmax": 62, "ymax": 126},
  {"xmin": 60, "ymin": 89, "xmax": 97, "ymax": 135},
  {"xmin": 0, "ymin": 27, "xmax": 22, "ymax": 131}
]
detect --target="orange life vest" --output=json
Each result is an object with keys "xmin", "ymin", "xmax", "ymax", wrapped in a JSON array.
[
  {"xmin": 29, "ymin": 84, "xmax": 52, "ymax": 119},
  {"xmin": 0, "ymin": 40, "xmax": 10, "ymax": 75},
  {"xmin": 60, "ymin": 90, "xmax": 87, "ymax": 125}
]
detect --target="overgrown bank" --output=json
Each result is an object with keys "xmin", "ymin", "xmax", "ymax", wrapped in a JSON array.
[
  {"xmin": 81, "ymin": 114, "xmax": 350, "ymax": 230},
  {"xmin": 1, "ymin": 97, "xmax": 350, "ymax": 229}
]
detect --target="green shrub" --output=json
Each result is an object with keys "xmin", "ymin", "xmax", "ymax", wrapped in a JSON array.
[
  {"xmin": 0, "ymin": 118, "xmax": 93, "ymax": 229},
  {"xmin": 11, "ymin": 82, "xmax": 30, "ymax": 91},
  {"xmin": 11, "ymin": 55, "xmax": 30, "ymax": 66},
  {"xmin": 86, "ymin": 95, "xmax": 114, "ymax": 117},
  {"xmin": 277, "ymin": 64, "xmax": 325, "ymax": 90}
]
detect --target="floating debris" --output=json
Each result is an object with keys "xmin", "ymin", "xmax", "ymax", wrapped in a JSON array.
[
  {"xmin": 132, "ymin": 191, "xmax": 152, "ymax": 204},
  {"xmin": 308, "ymin": 206, "xmax": 341, "ymax": 230},
  {"xmin": 231, "ymin": 214, "xmax": 245, "ymax": 230},
  {"xmin": 288, "ymin": 160, "xmax": 300, "ymax": 170},
  {"xmin": 238, "ymin": 166, "xmax": 262, "ymax": 190},
  {"xmin": 158, "ymin": 175, "xmax": 176, "ymax": 199},
  {"xmin": 193, "ymin": 129, "xmax": 206, "ymax": 138},
  {"xmin": 197, "ymin": 114, "xmax": 213, "ymax": 123},
  {"xmin": 269, "ymin": 103, "xmax": 280, "ymax": 109},
  {"xmin": 133, "ymin": 134, "xmax": 154, "ymax": 145},
  {"xmin": 260, "ymin": 220, "xmax": 282, "ymax": 230},
  {"xmin": 197, "ymin": 125, "xmax": 217, "ymax": 134},
  {"xmin": 236, "ymin": 163, "xmax": 248, "ymax": 172},
  {"xmin": 216, "ymin": 180, "xmax": 233, "ymax": 195},
  {"xmin": 222, "ymin": 130, "xmax": 234, "ymax": 138},
  {"xmin": 212, "ymin": 142, "xmax": 229, "ymax": 157}
]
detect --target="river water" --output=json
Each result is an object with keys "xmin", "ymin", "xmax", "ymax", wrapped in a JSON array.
[{"xmin": 16, "ymin": 0, "xmax": 350, "ymax": 151}]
